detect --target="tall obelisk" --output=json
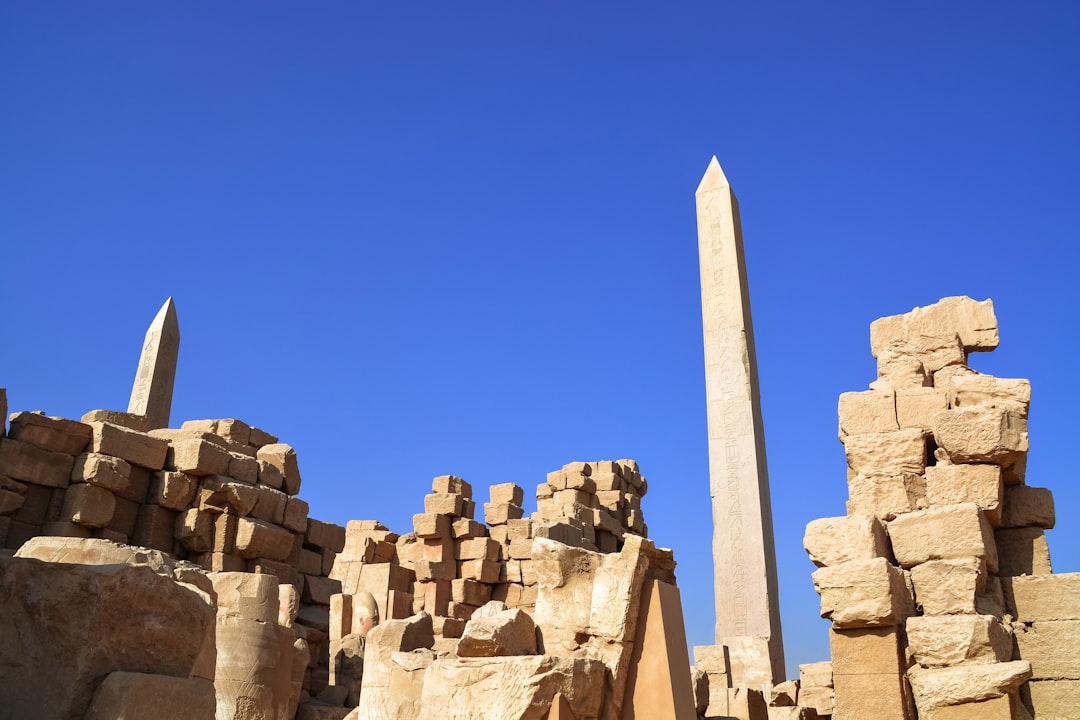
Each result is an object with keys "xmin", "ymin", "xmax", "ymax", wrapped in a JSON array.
[
  {"xmin": 696, "ymin": 157, "xmax": 785, "ymax": 683},
  {"xmin": 128, "ymin": 297, "xmax": 179, "ymax": 429}
]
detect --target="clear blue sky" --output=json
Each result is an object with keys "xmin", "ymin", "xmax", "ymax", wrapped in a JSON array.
[{"xmin": 3, "ymin": 3, "xmax": 1078, "ymax": 679}]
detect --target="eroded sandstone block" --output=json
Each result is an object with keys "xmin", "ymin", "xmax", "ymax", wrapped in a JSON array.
[
  {"xmin": 811, "ymin": 557, "xmax": 914, "ymax": 628},
  {"xmin": 457, "ymin": 601, "xmax": 537, "ymax": 657},
  {"xmin": 907, "ymin": 661, "xmax": 1031, "ymax": 714},
  {"xmin": 887, "ymin": 503, "xmax": 998, "ymax": 573},
  {"xmin": 906, "ymin": 615, "xmax": 1012, "ymax": 668},
  {"xmin": 84, "ymin": 671, "xmax": 216, "ymax": 720},
  {"xmin": 803, "ymin": 514, "xmax": 890, "ymax": 567}
]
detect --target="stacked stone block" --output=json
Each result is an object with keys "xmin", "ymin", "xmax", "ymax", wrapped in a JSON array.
[
  {"xmin": 806, "ymin": 297, "xmax": 1076, "ymax": 720},
  {"xmin": 534, "ymin": 460, "xmax": 647, "ymax": 554}
]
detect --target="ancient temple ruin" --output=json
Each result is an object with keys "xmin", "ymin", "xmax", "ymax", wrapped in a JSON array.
[{"xmin": 0, "ymin": 163, "xmax": 1076, "ymax": 720}]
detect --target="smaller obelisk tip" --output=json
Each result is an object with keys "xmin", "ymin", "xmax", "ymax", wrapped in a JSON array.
[
  {"xmin": 696, "ymin": 156, "xmax": 730, "ymax": 194},
  {"xmin": 129, "ymin": 297, "xmax": 180, "ymax": 429},
  {"xmin": 150, "ymin": 297, "xmax": 178, "ymax": 333}
]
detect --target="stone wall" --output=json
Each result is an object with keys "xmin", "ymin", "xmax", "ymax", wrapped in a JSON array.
[{"xmin": 804, "ymin": 296, "xmax": 1079, "ymax": 720}]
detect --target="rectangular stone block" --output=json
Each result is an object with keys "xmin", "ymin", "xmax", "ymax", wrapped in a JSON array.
[
  {"xmin": 1000, "ymin": 485, "xmax": 1054, "ymax": 529},
  {"xmin": 88, "ymin": 422, "xmax": 168, "ymax": 470},
  {"xmin": 451, "ymin": 517, "xmax": 487, "ymax": 539},
  {"xmin": 995, "ymin": 527, "xmax": 1052, "ymax": 577},
  {"xmin": 459, "ymin": 558, "xmax": 501, "ymax": 583},
  {"xmin": 925, "ymin": 464, "xmax": 1003, "ymax": 525},
  {"xmin": 175, "ymin": 507, "xmax": 214, "ymax": 553},
  {"xmin": 830, "ymin": 626, "xmax": 907, "ymax": 676},
  {"xmin": 451, "ymin": 578, "xmax": 492, "ymax": 606},
  {"xmin": 424, "ymin": 492, "xmax": 464, "ymax": 516},
  {"xmin": 804, "ymin": 513, "xmax": 890, "ymax": 567},
  {"xmin": 455, "ymin": 537, "xmax": 500, "ymax": 561},
  {"xmin": 227, "ymin": 452, "xmax": 258, "ymax": 485},
  {"xmin": 947, "ymin": 374, "xmax": 1031, "ymax": 416},
  {"xmin": 906, "ymin": 615, "xmax": 1011, "ymax": 668},
  {"xmin": 413, "ymin": 512, "xmax": 452, "ymax": 539},
  {"xmin": 1026, "ymin": 679, "xmax": 1080, "ymax": 719},
  {"xmin": 888, "ymin": 503, "xmax": 998, "ymax": 572},
  {"xmin": 234, "ymin": 517, "xmax": 294, "ymax": 562},
  {"xmin": 832, "ymin": 671, "xmax": 914, "ymax": 720},
  {"xmin": 250, "ymin": 486, "xmax": 288, "ymax": 525},
  {"xmin": 131, "ymin": 504, "xmax": 177, "ymax": 551},
  {"xmin": 799, "ymin": 661, "xmax": 833, "ymax": 689},
  {"xmin": 843, "ymin": 429, "xmax": 928, "ymax": 478},
  {"xmin": 847, "ymin": 473, "xmax": 924, "ymax": 520},
  {"xmin": 8, "ymin": 412, "xmax": 91, "ymax": 455},
  {"xmin": 489, "ymin": 483, "xmax": 523, "ymax": 505},
  {"xmin": 306, "ymin": 518, "xmax": 346, "ymax": 552},
  {"xmin": 484, "ymin": 502, "xmax": 523, "ymax": 525},
  {"xmin": 918, "ymin": 692, "xmax": 1020, "ymax": 720},
  {"xmin": 933, "ymin": 406, "xmax": 1028, "ymax": 466},
  {"xmin": 895, "ymin": 388, "xmax": 948, "ymax": 431},
  {"xmin": 283, "ymin": 496, "xmax": 308, "ymax": 533},
  {"xmin": 432, "ymin": 474, "xmax": 471, "ymax": 498},
  {"xmin": 838, "ymin": 390, "xmax": 898, "ymax": 436},
  {"xmin": 1014, "ymin": 621, "xmax": 1080, "ymax": 680},
  {"xmin": 0, "ymin": 437, "xmax": 73, "ymax": 488},
  {"xmin": 255, "ymin": 443, "xmax": 301, "ymax": 495},
  {"xmin": 62, "ymin": 483, "xmax": 116, "ymax": 528},
  {"xmin": 1003, "ymin": 573, "xmax": 1080, "ymax": 622},
  {"xmin": 302, "ymin": 575, "xmax": 342, "ymax": 606},
  {"xmin": 166, "ymin": 439, "xmax": 231, "ymax": 477},
  {"xmin": 146, "ymin": 471, "xmax": 197, "ymax": 510},
  {"xmin": 812, "ymin": 558, "xmax": 914, "ymax": 628},
  {"xmin": 910, "ymin": 558, "xmax": 986, "ymax": 615},
  {"xmin": 212, "ymin": 511, "xmax": 237, "ymax": 554},
  {"xmin": 14, "ymin": 483, "xmax": 53, "ymax": 525}
]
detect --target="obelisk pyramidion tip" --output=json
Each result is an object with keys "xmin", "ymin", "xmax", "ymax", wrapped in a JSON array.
[{"xmin": 696, "ymin": 156, "xmax": 731, "ymax": 195}]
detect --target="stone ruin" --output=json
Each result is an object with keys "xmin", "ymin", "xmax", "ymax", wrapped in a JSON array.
[{"xmin": 803, "ymin": 296, "xmax": 1078, "ymax": 720}]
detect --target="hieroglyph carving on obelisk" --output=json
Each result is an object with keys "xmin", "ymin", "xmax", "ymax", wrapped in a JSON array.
[
  {"xmin": 696, "ymin": 157, "xmax": 785, "ymax": 682},
  {"xmin": 128, "ymin": 297, "xmax": 179, "ymax": 430}
]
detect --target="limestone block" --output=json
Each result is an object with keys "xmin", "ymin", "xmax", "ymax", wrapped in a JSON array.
[
  {"xmin": 426, "ymin": 492, "xmax": 465, "ymax": 516},
  {"xmin": 0, "ymin": 436, "xmax": 74, "ymax": 488},
  {"xmin": 907, "ymin": 661, "xmax": 1032, "ymax": 714},
  {"xmin": 933, "ymin": 407, "xmax": 1028, "ymax": 466},
  {"xmin": 812, "ymin": 558, "xmax": 914, "ymax": 628},
  {"xmin": 723, "ymin": 635, "xmax": 777, "ymax": 690},
  {"xmin": 694, "ymin": 644, "xmax": 729, "ymax": 676},
  {"xmin": 84, "ymin": 671, "xmax": 216, "ymax": 720},
  {"xmin": 166, "ymin": 438, "xmax": 232, "ymax": 477},
  {"xmin": 484, "ymin": 501, "xmax": 524, "ymax": 525},
  {"xmin": 82, "ymin": 409, "xmax": 152, "ymax": 433},
  {"xmin": 194, "ymin": 550, "xmax": 244, "ymax": 573},
  {"xmin": 800, "ymin": 661, "xmax": 833, "ymax": 689},
  {"xmin": 457, "ymin": 603, "xmax": 537, "ymax": 657},
  {"xmin": 832, "ymin": 671, "xmax": 914, "ymax": 720},
  {"xmin": 257, "ymin": 443, "xmax": 302, "ymax": 495},
  {"xmin": 838, "ymin": 390, "xmax": 898, "ymax": 436},
  {"xmin": 235, "ymin": 517, "xmax": 295, "ymax": 561},
  {"xmin": 489, "ymin": 482, "xmax": 524, "ymax": 505},
  {"xmin": 870, "ymin": 297, "xmax": 999, "ymax": 356},
  {"xmin": 147, "ymin": 470, "xmax": 198, "ymax": 510},
  {"xmin": 888, "ymin": 503, "xmax": 998, "ymax": 572},
  {"xmin": 71, "ymin": 452, "xmax": 144, "ymax": 503},
  {"xmin": 846, "ymin": 472, "xmax": 925, "ymax": 520},
  {"xmin": 459, "ymin": 558, "xmax": 500, "ymax": 583},
  {"xmin": 948, "ymin": 374, "xmax": 1031, "ymax": 416},
  {"xmin": 915, "ymin": 693, "xmax": 1027, "ymax": 720},
  {"xmin": 304, "ymin": 575, "xmax": 342, "ymax": 606},
  {"xmin": 247, "ymin": 425, "xmax": 278, "ymax": 447},
  {"xmin": 307, "ymin": 518, "xmax": 346, "ymax": 552},
  {"xmin": 284, "ymin": 496, "xmax": 309, "ymax": 533},
  {"xmin": 0, "ymin": 553, "xmax": 214, "ymax": 719},
  {"xmin": 995, "ymin": 527, "xmax": 1052, "ymax": 576},
  {"xmin": 88, "ymin": 421, "xmax": 168, "ymax": 469},
  {"xmin": 452, "ymin": 577, "xmax": 493, "ymax": 606},
  {"xmin": 830, "ymin": 626, "xmax": 906, "ymax": 676},
  {"xmin": 61, "ymin": 483, "xmax": 115, "ymax": 528},
  {"xmin": 258, "ymin": 459, "xmax": 284, "ymax": 490},
  {"xmin": 1026, "ymin": 679, "xmax": 1080, "ymax": 720},
  {"xmin": 907, "ymin": 615, "xmax": 1011, "ymax": 668},
  {"xmin": 843, "ymin": 429, "xmax": 928, "ymax": 477},
  {"xmin": 1014, "ymin": 621, "xmax": 1080, "ymax": 680},
  {"xmin": 176, "ymin": 508, "xmax": 214, "ymax": 553},
  {"xmin": 433, "ymin": 474, "xmax": 472, "ymax": 497},
  {"xmin": 799, "ymin": 686, "xmax": 833, "ymax": 717},
  {"xmin": 896, "ymin": 388, "xmax": 949, "ymax": 430},
  {"xmin": 1000, "ymin": 486, "xmax": 1054, "ymax": 529},
  {"xmin": 251, "ymin": 485, "xmax": 289, "ymax": 525},
  {"xmin": 925, "ymin": 464, "xmax": 1003, "ymax": 525},
  {"xmin": 706, "ymin": 686, "xmax": 769, "ymax": 720},
  {"xmin": 1003, "ymin": 573, "xmax": 1080, "ymax": 621},
  {"xmin": 212, "ymin": 512, "xmax": 237, "ymax": 554},
  {"xmin": 227, "ymin": 452, "xmax": 258, "ymax": 484},
  {"xmin": 452, "ymin": 517, "xmax": 488, "ymax": 539},
  {"xmin": 415, "ymin": 655, "xmax": 605, "ymax": 720},
  {"xmin": 909, "ymin": 558, "xmax": 986, "ymax": 615},
  {"xmin": 8, "ymin": 412, "xmax": 91, "ymax": 455},
  {"xmin": 456, "ymin": 536, "xmax": 500, "ymax": 561},
  {"xmin": 769, "ymin": 680, "xmax": 799, "ymax": 707},
  {"xmin": 414, "ymin": 512, "xmax": 452, "ymax": 538},
  {"xmin": 212, "ymin": 418, "xmax": 251, "ymax": 445},
  {"xmin": 803, "ymin": 514, "xmax": 890, "ymax": 567},
  {"xmin": 880, "ymin": 332, "xmax": 967, "ymax": 375}
]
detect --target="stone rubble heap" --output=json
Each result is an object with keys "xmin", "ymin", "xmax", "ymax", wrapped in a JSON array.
[{"xmin": 804, "ymin": 296, "xmax": 1079, "ymax": 719}]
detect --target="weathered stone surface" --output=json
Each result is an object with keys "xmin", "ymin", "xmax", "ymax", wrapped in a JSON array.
[
  {"xmin": 0, "ymin": 553, "xmax": 214, "ymax": 720},
  {"xmin": 768, "ymin": 680, "xmax": 798, "ymax": 707},
  {"xmin": 0, "ymin": 436, "xmax": 74, "ymax": 487},
  {"xmin": 832, "ymin": 671, "xmax": 913, "ymax": 720},
  {"xmin": 147, "ymin": 470, "xmax": 198, "ymax": 510},
  {"xmin": 947, "ymin": 374, "xmax": 1030, "ymax": 415},
  {"xmin": 843, "ymin": 429, "xmax": 928, "ymax": 479},
  {"xmin": 895, "ymin": 388, "xmax": 948, "ymax": 430},
  {"xmin": 846, "ymin": 472, "xmax": 925, "ymax": 520},
  {"xmin": 812, "ymin": 557, "xmax": 914, "ymax": 628},
  {"xmin": 924, "ymin": 463, "xmax": 1003, "ymax": 525},
  {"xmin": 1002, "ymin": 573, "xmax": 1080, "ymax": 621},
  {"xmin": 14, "ymin": 536, "xmax": 176, "ymax": 573},
  {"xmin": 84, "ymin": 671, "xmax": 216, "ymax": 720},
  {"xmin": 803, "ymin": 514, "xmax": 890, "ymax": 567},
  {"xmin": 201, "ymin": 475, "xmax": 258, "ymax": 515},
  {"xmin": 211, "ymin": 570, "xmax": 280, "ymax": 622},
  {"xmin": 353, "ymin": 614, "xmax": 436, "ymax": 720},
  {"xmin": 622, "ymin": 579, "xmax": 696, "ymax": 719},
  {"xmin": 489, "ymin": 482, "xmax": 524, "ymax": 506},
  {"xmin": 888, "ymin": 503, "xmax": 998, "ymax": 572},
  {"xmin": 933, "ymin": 407, "xmax": 1028, "ymax": 466},
  {"xmin": 457, "ymin": 602, "xmax": 537, "ymax": 657},
  {"xmin": 1026, "ymin": 679, "xmax": 1080, "ymax": 720},
  {"xmin": 235, "ymin": 516, "xmax": 294, "ymax": 561},
  {"xmin": 907, "ymin": 661, "xmax": 1031, "ymax": 713},
  {"xmin": 62, "ymin": 482, "xmax": 116, "ymax": 528},
  {"xmin": 167, "ymin": 438, "xmax": 232, "ymax": 477},
  {"xmin": 909, "ymin": 558, "xmax": 986, "ymax": 615},
  {"xmin": 799, "ymin": 661, "xmax": 833, "ymax": 689},
  {"xmin": 830, "ymin": 626, "xmax": 906, "ymax": 677},
  {"xmin": 8, "ymin": 411, "xmax": 91, "ymax": 455},
  {"xmin": 870, "ymin": 297, "xmax": 999, "ymax": 357},
  {"xmin": 995, "ymin": 527, "xmax": 1052, "ymax": 576},
  {"xmin": 71, "ymin": 452, "xmax": 146, "ymax": 502},
  {"xmin": 906, "ymin": 615, "xmax": 1012, "ymax": 668},
  {"xmin": 417, "ymin": 655, "xmax": 606, "ymax": 720},
  {"xmin": 915, "ymin": 692, "xmax": 1026, "ymax": 720},
  {"xmin": 82, "ymin": 409, "xmax": 153, "ymax": 433},
  {"xmin": 1014, "ymin": 621, "xmax": 1080, "ymax": 680},
  {"xmin": 258, "ymin": 442, "xmax": 302, "ymax": 495},
  {"xmin": 215, "ymin": 616, "xmax": 300, "ymax": 720},
  {"xmin": 88, "ymin": 421, "xmax": 168, "ymax": 470},
  {"xmin": 999, "ymin": 485, "xmax": 1054, "ymax": 529},
  {"xmin": 838, "ymin": 390, "xmax": 898, "ymax": 436}
]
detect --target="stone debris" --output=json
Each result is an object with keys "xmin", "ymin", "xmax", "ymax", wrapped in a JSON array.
[{"xmin": 803, "ymin": 296, "xmax": 1075, "ymax": 719}]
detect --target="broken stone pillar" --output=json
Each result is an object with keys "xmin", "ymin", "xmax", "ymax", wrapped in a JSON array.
[{"xmin": 695, "ymin": 156, "xmax": 785, "ymax": 684}]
